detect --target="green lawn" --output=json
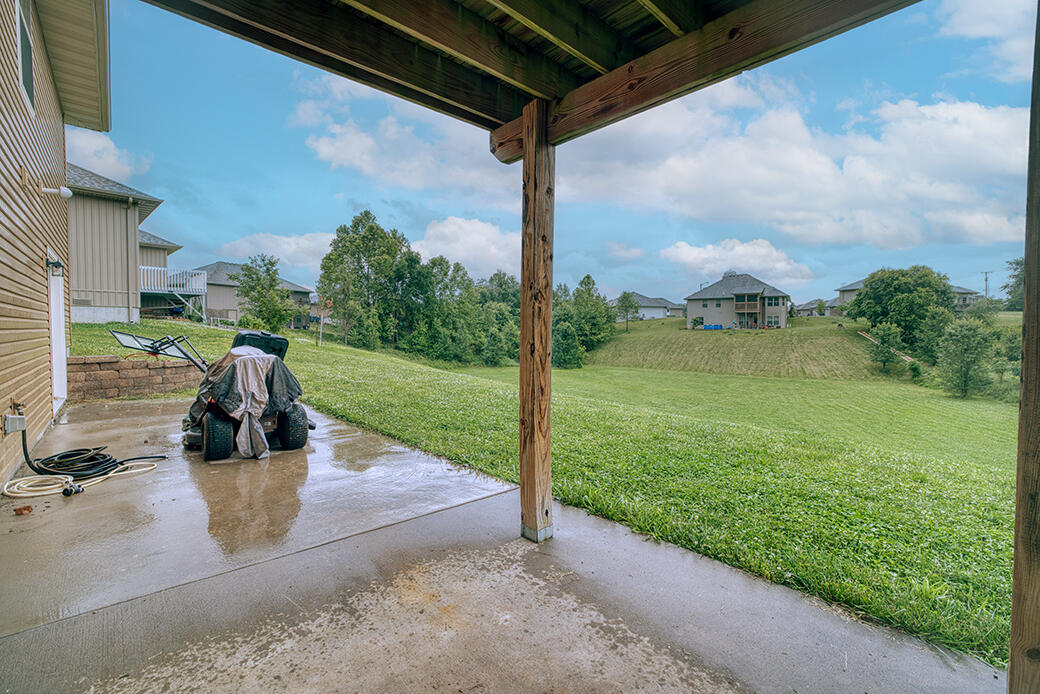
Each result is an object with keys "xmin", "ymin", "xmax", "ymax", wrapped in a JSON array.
[
  {"xmin": 71, "ymin": 320, "xmax": 1016, "ymax": 665},
  {"xmin": 591, "ymin": 316, "xmax": 880, "ymax": 379}
]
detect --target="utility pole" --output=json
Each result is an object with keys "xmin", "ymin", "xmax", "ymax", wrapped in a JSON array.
[{"xmin": 983, "ymin": 270, "xmax": 993, "ymax": 298}]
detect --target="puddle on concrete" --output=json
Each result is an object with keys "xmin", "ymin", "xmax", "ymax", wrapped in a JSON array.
[{"xmin": 0, "ymin": 400, "xmax": 513, "ymax": 637}]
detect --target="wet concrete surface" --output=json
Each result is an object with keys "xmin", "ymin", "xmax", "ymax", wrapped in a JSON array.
[
  {"xmin": 0, "ymin": 399, "xmax": 511, "ymax": 637},
  {"xmin": 0, "ymin": 492, "xmax": 1003, "ymax": 693},
  {"xmin": 0, "ymin": 400, "xmax": 1005, "ymax": 693}
]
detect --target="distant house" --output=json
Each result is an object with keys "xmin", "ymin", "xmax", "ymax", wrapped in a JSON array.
[
  {"xmin": 951, "ymin": 286, "xmax": 982, "ymax": 311},
  {"xmin": 195, "ymin": 261, "xmax": 312, "ymax": 328},
  {"xmin": 835, "ymin": 278, "xmax": 865, "ymax": 305},
  {"xmin": 837, "ymin": 275, "xmax": 981, "ymax": 312},
  {"xmin": 793, "ymin": 297, "xmax": 842, "ymax": 317},
  {"xmin": 685, "ymin": 272, "xmax": 791, "ymax": 329},
  {"xmin": 67, "ymin": 163, "xmax": 206, "ymax": 322},
  {"xmin": 613, "ymin": 292, "xmax": 683, "ymax": 320}
]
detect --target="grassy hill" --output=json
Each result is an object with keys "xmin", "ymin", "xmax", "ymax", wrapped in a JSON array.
[
  {"xmin": 590, "ymin": 317, "xmax": 877, "ymax": 379},
  {"xmin": 70, "ymin": 319, "xmax": 1017, "ymax": 664}
]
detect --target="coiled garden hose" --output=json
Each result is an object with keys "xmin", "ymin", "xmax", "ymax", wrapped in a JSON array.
[{"xmin": 2, "ymin": 428, "xmax": 165, "ymax": 499}]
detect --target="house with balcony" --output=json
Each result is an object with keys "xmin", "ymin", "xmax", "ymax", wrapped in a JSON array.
[
  {"xmin": 67, "ymin": 163, "xmax": 205, "ymax": 322},
  {"xmin": 685, "ymin": 271, "xmax": 791, "ymax": 329},
  {"xmin": 194, "ymin": 260, "xmax": 311, "ymax": 328}
]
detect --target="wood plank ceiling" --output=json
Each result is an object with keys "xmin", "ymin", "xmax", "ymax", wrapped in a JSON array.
[{"xmin": 142, "ymin": 0, "xmax": 919, "ymax": 160}]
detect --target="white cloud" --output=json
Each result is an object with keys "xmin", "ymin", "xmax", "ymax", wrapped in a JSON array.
[
  {"xmin": 218, "ymin": 232, "xmax": 333, "ymax": 275},
  {"xmin": 606, "ymin": 242, "xmax": 644, "ymax": 260},
  {"xmin": 295, "ymin": 77, "xmax": 519, "ymax": 211},
  {"xmin": 66, "ymin": 127, "xmax": 151, "ymax": 181},
  {"xmin": 562, "ymin": 96, "xmax": 1028, "ymax": 248},
  {"xmin": 413, "ymin": 217, "xmax": 520, "ymax": 278},
  {"xmin": 937, "ymin": 0, "xmax": 1036, "ymax": 82},
  {"xmin": 660, "ymin": 239, "xmax": 814, "ymax": 288}
]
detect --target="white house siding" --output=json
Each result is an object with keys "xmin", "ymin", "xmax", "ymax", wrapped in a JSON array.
[
  {"xmin": 68, "ymin": 194, "xmax": 141, "ymax": 322},
  {"xmin": 0, "ymin": 0, "xmax": 69, "ymax": 480},
  {"xmin": 637, "ymin": 306, "xmax": 668, "ymax": 319}
]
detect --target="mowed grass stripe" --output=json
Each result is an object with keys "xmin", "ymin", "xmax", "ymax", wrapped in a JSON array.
[{"xmin": 591, "ymin": 317, "xmax": 877, "ymax": 379}]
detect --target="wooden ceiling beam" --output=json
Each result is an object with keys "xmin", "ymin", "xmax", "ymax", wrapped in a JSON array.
[
  {"xmin": 637, "ymin": 0, "xmax": 705, "ymax": 37},
  {"xmin": 484, "ymin": 0, "xmax": 636, "ymax": 74},
  {"xmin": 340, "ymin": 0, "xmax": 581, "ymax": 99},
  {"xmin": 491, "ymin": 0, "xmax": 920, "ymax": 163},
  {"xmin": 145, "ymin": 0, "xmax": 527, "ymax": 127}
]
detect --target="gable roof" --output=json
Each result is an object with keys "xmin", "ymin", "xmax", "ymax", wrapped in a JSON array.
[
  {"xmin": 67, "ymin": 163, "xmax": 163, "ymax": 221},
  {"xmin": 138, "ymin": 229, "xmax": 181, "ymax": 252},
  {"xmin": 950, "ymin": 285, "xmax": 980, "ymax": 295},
  {"xmin": 194, "ymin": 261, "xmax": 312, "ymax": 294},
  {"xmin": 625, "ymin": 292, "xmax": 682, "ymax": 310},
  {"xmin": 836, "ymin": 278, "xmax": 866, "ymax": 292},
  {"xmin": 685, "ymin": 273, "xmax": 790, "ymax": 301}
]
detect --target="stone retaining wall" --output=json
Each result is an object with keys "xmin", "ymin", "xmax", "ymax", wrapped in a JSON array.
[{"xmin": 67, "ymin": 355, "xmax": 199, "ymax": 400}]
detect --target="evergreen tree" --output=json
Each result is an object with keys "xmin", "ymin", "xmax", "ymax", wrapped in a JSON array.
[{"xmin": 552, "ymin": 321, "xmax": 583, "ymax": 369}]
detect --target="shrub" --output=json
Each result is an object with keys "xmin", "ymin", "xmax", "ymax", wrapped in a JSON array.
[
  {"xmin": 908, "ymin": 360, "xmax": 922, "ymax": 380},
  {"xmin": 937, "ymin": 319, "xmax": 993, "ymax": 398}
]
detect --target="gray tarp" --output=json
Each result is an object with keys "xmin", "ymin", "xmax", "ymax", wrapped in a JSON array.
[{"xmin": 186, "ymin": 345, "xmax": 303, "ymax": 458}]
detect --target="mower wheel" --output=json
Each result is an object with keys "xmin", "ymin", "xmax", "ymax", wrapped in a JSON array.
[
  {"xmin": 277, "ymin": 403, "xmax": 308, "ymax": 450},
  {"xmin": 202, "ymin": 411, "xmax": 234, "ymax": 461}
]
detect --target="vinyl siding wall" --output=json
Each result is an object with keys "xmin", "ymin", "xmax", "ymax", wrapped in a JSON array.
[
  {"xmin": 687, "ymin": 298, "xmax": 735, "ymax": 328},
  {"xmin": 205, "ymin": 283, "xmax": 240, "ymax": 321},
  {"xmin": 139, "ymin": 245, "xmax": 168, "ymax": 268},
  {"xmin": 68, "ymin": 194, "xmax": 140, "ymax": 316},
  {"xmin": 0, "ymin": 0, "xmax": 68, "ymax": 480}
]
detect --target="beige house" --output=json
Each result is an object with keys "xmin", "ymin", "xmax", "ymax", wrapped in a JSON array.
[
  {"xmin": 685, "ymin": 272, "xmax": 791, "ymax": 329},
  {"xmin": 67, "ymin": 163, "xmax": 206, "ymax": 322},
  {"xmin": 195, "ymin": 261, "xmax": 312, "ymax": 327},
  {"xmin": 1, "ymin": 0, "xmax": 110, "ymax": 480},
  {"xmin": 838, "ymin": 276, "xmax": 981, "ymax": 311}
]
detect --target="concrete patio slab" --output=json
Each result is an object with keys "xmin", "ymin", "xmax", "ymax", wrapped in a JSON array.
[
  {"xmin": 0, "ymin": 399, "xmax": 1006, "ymax": 693},
  {"xmin": 0, "ymin": 399, "xmax": 510, "ymax": 637}
]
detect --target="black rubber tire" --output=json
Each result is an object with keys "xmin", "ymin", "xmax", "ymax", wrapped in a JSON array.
[
  {"xmin": 202, "ymin": 411, "xmax": 234, "ymax": 461},
  {"xmin": 277, "ymin": 403, "xmax": 308, "ymax": 450}
]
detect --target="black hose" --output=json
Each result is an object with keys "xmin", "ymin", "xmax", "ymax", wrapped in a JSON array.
[{"xmin": 21, "ymin": 429, "xmax": 166, "ymax": 480}]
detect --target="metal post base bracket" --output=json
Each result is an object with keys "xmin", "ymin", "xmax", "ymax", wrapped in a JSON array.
[{"xmin": 521, "ymin": 524, "xmax": 554, "ymax": 543}]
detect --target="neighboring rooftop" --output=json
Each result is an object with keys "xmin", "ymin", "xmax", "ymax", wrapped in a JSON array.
[
  {"xmin": 138, "ymin": 229, "xmax": 181, "ymax": 252},
  {"xmin": 685, "ymin": 272, "xmax": 790, "ymax": 301},
  {"xmin": 836, "ymin": 278, "xmax": 866, "ymax": 292},
  {"xmin": 66, "ymin": 163, "xmax": 163, "ymax": 221},
  {"xmin": 195, "ymin": 261, "xmax": 312, "ymax": 293},
  {"xmin": 951, "ymin": 285, "xmax": 980, "ymax": 295},
  {"xmin": 620, "ymin": 292, "xmax": 682, "ymax": 310}
]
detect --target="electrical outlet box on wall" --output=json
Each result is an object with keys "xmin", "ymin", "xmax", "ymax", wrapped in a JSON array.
[{"xmin": 3, "ymin": 414, "xmax": 27, "ymax": 435}]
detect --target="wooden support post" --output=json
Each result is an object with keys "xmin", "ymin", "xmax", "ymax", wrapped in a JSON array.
[
  {"xmin": 519, "ymin": 98, "xmax": 554, "ymax": 543},
  {"xmin": 1010, "ymin": 6, "xmax": 1040, "ymax": 691}
]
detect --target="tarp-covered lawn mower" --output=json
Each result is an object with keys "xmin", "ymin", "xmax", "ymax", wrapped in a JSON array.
[{"xmin": 111, "ymin": 328, "xmax": 313, "ymax": 461}]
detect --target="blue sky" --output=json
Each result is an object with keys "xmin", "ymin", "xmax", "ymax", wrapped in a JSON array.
[{"xmin": 66, "ymin": 0, "xmax": 1035, "ymax": 304}]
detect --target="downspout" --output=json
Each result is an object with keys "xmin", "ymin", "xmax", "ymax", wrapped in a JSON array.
[{"xmin": 126, "ymin": 196, "xmax": 135, "ymax": 323}]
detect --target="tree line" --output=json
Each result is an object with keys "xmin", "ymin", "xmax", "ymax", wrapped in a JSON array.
[
  {"xmin": 310, "ymin": 210, "xmax": 615, "ymax": 368},
  {"xmin": 847, "ymin": 265, "xmax": 1021, "ymax": 399}
]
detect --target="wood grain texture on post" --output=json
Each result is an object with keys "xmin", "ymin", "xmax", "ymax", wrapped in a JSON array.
[
  {"xmin": 518, "ymin": 98, "xmax": 554, "ymax": 542},
  {"xmin": 1009, "ymin": 5, "xmax": 1040, "ymax": 692}
]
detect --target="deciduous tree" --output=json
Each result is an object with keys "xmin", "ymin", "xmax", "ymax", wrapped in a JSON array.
[
  {"xmin": 229, "ymin": 254, "xmax": 300, "ymax": 332},
  {"xmin": 937, "ymin": 319, "xmax": 993, "ymax": 398}
]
